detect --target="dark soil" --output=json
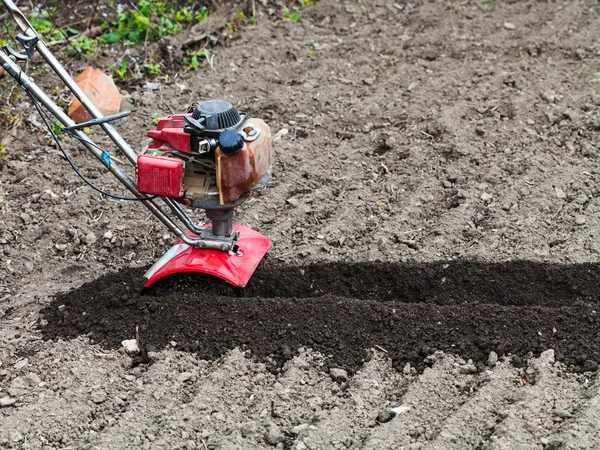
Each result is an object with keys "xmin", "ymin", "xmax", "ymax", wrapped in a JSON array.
[{"xmin": 41, "ymin": 259, "xmax": 600, "ymax": 373}]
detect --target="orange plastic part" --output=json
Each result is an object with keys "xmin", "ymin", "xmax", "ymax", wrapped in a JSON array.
[
  {"xmin": 67, "ymin": 67, "xmax": 122, "ymax": 124},
  {"xmin": 216, "ymin": 119, "xmax": 272, "ymax": 205}
]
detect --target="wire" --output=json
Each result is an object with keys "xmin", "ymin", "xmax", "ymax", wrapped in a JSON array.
[{"xmin": 25, "ymin": 90, "xmax": 156, "ymax": 202}]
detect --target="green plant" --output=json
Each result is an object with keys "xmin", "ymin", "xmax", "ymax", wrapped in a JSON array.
[
  {"xmin": 28, "ymin": 8, "xmax": 55, "ymax": 34},
  {"xmin": 68, "ymin": 36, "xmax": 98, "ymax": 55},
  {"xmin": 308, "ymin": 44, "xmax": 315, "ymax": 59},
  {"xmin": 249, "ymin": 16, "xmax": 257, "ymax": 25},
  {"xmin": 101, "ymin": 0, "xmax": 184, "ymax": 46},
  {"xmin": 183, "ymin": 49, "xmax": 211, "ymax": 71},
  {"xmin": 144, "ymin": 62, "xmax": 162, "ymax": 75},
  {"xmin": 195, "ymin": 6, "xmax": 209, "ymax": 22},
  {"xmin": 0, "ymin": 143, "xmax": 7, "ymax": 159},
  {"xmin": 110, "ymin": 58, "xmax": 130, "ymax": 79},
  {"xmin": 175, "ymin": 7, "xmax": 194, "ymax": 23},
  {"xmin": 51, "ymin": 120, "xmax": 65, "ymax": 136},
  {"xmin": 299, "ymin": 0, "xmax": 315, "ymax": 6},
  {"xmin": 283, "ymin": 6, "xmax": 301, "ymax": 22}
]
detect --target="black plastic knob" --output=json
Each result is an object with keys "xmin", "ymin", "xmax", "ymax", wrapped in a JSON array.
[{"xmin": 218, "ymin": 129, "xmax": 245, "ymax": 155}]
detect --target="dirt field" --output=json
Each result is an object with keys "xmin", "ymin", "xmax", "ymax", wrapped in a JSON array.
[{"xmin": 1, "ymin": 0, "xmax": 600, "ymax": 448}]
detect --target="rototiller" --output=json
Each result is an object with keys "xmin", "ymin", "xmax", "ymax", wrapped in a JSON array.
[{"xmin": 0, "ymin": 0, "xmax": 272, "ymax": 287}]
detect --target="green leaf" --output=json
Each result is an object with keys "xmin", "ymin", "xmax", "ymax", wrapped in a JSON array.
[{"xmin": 100, "ymin": 31, "xmax": 123, "ymax": 44}]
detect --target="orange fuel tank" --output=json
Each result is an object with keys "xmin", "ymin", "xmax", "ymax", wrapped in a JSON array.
[{"xmin": 216, "ymin": 119, "xmax": 272, "ymax": 205}]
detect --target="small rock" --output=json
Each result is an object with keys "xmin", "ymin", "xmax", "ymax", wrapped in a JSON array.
[
  {"xmin": 555, "ymin": 409, "xmax": 573, "ymax": 419},
  {"xmin": 539, "ymin": 349, "xmax": 555, "ymax": 364},
  {"xmin": 14, "ymin": 358, "xmax": 28, "ymax": 370},
  {"xmin": 273, "ymin": 128, "xmax": 289, "ymax": 141},
  {"xmin": 24, "ymin": 372, "xmax": 41, "ymax": 387},
  {"xmin": 178, "ymin": 372, "xmax": 193, "ymax": 383},
  {"xmin": 55, "ymin": 243, "xmax": 68, "ymax": 251},
  {"xmin": 142, "ymin": 82, "xmax": 162, "ymax": 91},
  {"xmin": 391, "ymin": 405, "xmax": 411, "ymax": 416},
  {"xmin": 555, "ymin": 187, "xmax": 566, "ymax": 199},
  {"xmin": 503, "ymin": 22, "xmax": 516, "ymax": 30},
  {"xmin": 121, "ymin": 339, "xmax": 139, "ymax": 354},
  {"xmin": 480, "ymin": 192, "xmax": 493, "ymax": 202},
  {"xmin": 85, "ymin": 232, "xmax": 97, "ymax": 246},
  {"xmin": 19, "ymin": 212, "xmax": 30, "ymax": 224},
  {"xmin": 362, "ymin": 77, "xmax": 375, "ymax": 86},
  {"xmin": 10, "ymin": 377, "xmax": 27, "ymax": 389},
  {"xmin": 0, "ymin": 397, "xmax": 16, "ymax": 407},
  {"xmin": 103, "ymin": 230, "xmax": 114, "ymax": 240},
  {"xmin": 264, "ymin": 427, "xmax": 285, "ymax": 445},
  {"xmin": 402, "ymin": 363, "xmax": 411, "ymax": 375},
  {"xmin": 90, "ymin": 390, "xmax": 107, "ymax": 404},
  {"xmin": 377, "ymin": 409, "xmax": 395, "ymax": 423},
  {"xmin": 459, "ymin": 363, "xmax": 478, "ymax": 374},
  {"xmin": 291, "ymin": 423, "xmax": 309, "ymax": 434},
  {"xmin": 541, "ymin": 91, "xmax": 556, "ymax": 103},
  {"xmin": 575, "ymin": 216, "xmax": 586, "ymax": 226},
  {"xmin": 286, "ymin": 197, "xmax": 300, "ymax": 207},
  {"xmin": 488, "ymin": 351, "xmax": 499, "ymax": 368},
  {"xmin": 329, "ymin": 368, "xmax": 348, "ymax": 383}
]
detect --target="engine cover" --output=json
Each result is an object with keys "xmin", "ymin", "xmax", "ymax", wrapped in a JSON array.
[{"xmin": 136, "ymin": 101, "xmax": 271, "ymax": 207}]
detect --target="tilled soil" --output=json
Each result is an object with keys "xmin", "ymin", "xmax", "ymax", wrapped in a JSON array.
[
  {"xmin": 42, "ymin": 260, "xmax": 600, "ymax": 373},
  {"xmin": 2, "ymin": 0, "xmax": 600, "ymax": 448}
]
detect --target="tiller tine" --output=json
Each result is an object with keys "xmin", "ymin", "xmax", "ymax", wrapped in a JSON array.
[{"xmin": 143, "ymin": 224, "xmax": 270, "ymax": 288}]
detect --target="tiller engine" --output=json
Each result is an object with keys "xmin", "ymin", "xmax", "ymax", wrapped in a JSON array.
[
  {"xmin": 0, "ymin": 0, "xmax": 272, "ymax": 287},
  {"xmin": 138, "ymin": 101, "xmax": 272, "ymax": 287}
]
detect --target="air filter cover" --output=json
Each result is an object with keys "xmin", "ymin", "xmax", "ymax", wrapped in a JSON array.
[{"xmin": 192, "ymin": 100, "xmax": 242, "ymax": 131}]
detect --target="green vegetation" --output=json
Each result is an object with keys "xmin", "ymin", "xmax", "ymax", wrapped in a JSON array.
[
  {"xmin": 283, "ymin": 6, "xmax": 301, "ymax": 22},
  {"xmin": 100, "ymin": 0, "xmax": 182, "ymax": 45},
  {"xmin": 67, "ymin": 36, "xmax": 98, "ymax": 56},
  {"xmin": 283, "ymin": 0, "xmax": 316, "ymax": 22},
  {"xmin": 110, "ymin": 58, "xmax": 131, "ymax": 80},
  {"xmin": 0, "ymin": 0, "xmax": 319, "ymax": 79},
  {"xmin": 144, "ymin": 62, "xmax": 162, "ymax": 76},
  {"xmin": 183, "ymin": 49, "xmax": 211, "ymax": 71}
]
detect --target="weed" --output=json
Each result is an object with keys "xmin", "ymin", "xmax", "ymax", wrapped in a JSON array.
[
  {"xmin": 0, "ymin": 143, "xmax": 6, "ymax": 159},
  {"xmin": 143, "ymin": 62, "xmax": 162, "ymax": 75},
  {"xmin": 175, "ymin": 7, "xmax": 194, "ymax": 23},
  {"xmin": 68, "ymin": 36, "xmax": 98, "ymax": 56},
  {"xmin": 28, "ymin": 8, "xmax": 55, "ymax": 34},
  {"xmin": 51, "ymin": 120, "xmax": 64, "ymax": 136},
  {"xmin": 183, "ymin": 49, "xmax": 211, "ymax": 71},
  {"xmin": 299, "ymin": 0, "xmax": 315, "ymax": 6},
  {"xmin": 110, "ymin": 58, "xmax": 131, "ymax": 80},
  {"xmin": 195, "ymin": 6, "xmax": 209, "ymax": 22},
  {"xmin": 101, "ymin": 0, "xmax": 185, "ymax": 46},
  {"xmin": 249, "ymin": 16, "xmax": 257, "ymax": 26},
  {"xmin": 283, "ymin": 6, "xmax": 301, "ymax": 22},
  {"xmin": 308, "ymin": 44, "xmax": 315, "ymax": 59}
]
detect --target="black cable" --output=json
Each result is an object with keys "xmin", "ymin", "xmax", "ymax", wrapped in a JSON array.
[{"xmin": 25, "ymin": 90, "xmax": 156, "ymax": 202}]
